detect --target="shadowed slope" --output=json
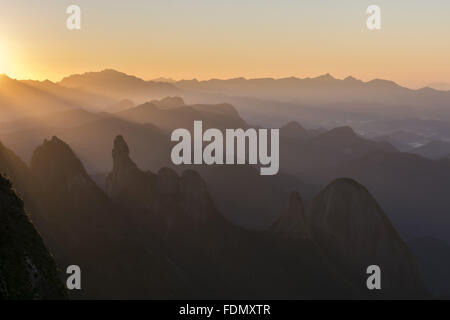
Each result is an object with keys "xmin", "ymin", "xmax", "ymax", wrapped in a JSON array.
[
  {"xmin": 308, "ymin": 178, "xmax": 426, "ymax": 298},
  {"xmin": 0, "ymin": 175, "xmax": 67, "ymax": 299}
]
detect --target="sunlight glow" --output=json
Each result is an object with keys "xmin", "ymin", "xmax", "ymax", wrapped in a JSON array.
[
  {"xmin": 0, "ymin": 44, "xmax": 4, "ymax": 74},
  {"xmin": 0, "ymin": 42, "xmax": 11, "ymax": 76}
]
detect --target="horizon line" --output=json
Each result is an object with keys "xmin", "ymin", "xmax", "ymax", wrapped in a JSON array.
[{"xmin": 1, "ymin": 69, "xmax": 448, "ymax": 92}]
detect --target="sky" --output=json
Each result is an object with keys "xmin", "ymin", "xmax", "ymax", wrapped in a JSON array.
[{"xmin": 1, "ymin": 0, "xmax": 449, "ymax": 88}]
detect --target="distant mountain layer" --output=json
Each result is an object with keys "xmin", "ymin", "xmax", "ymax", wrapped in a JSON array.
[
  {"xmin": 0, "ymin": 74, "xmax": 114, "ymax": 121},
  {"xmin": 409, "ymin": 141, "xmax": 450, "ymax": 159},
  {"xmin": 4, "ymin": 69, "xmax": 450, "ymax": 128},
  {"xmin": 175, "ymin": 74, "xmax": 450, "ymax": 119},
  {"xmin": 59, "ymin": 69, "xmax": 179, "ymax": 103}
]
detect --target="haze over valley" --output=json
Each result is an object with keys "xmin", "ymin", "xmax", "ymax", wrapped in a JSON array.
[{"xmin": 2, "ymin": 68, "xmax": 450, "ymax": 298}]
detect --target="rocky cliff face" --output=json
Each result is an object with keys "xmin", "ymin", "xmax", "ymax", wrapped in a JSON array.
[
  {"xmin": 309, "ymin": 178, "xmax": 426, "ymax": 297},
  {"xmin": 1, "ymin": 133, "xmax": 426, "ymax": 299},
  {"xmin": 272, "ymin": 178, "xmax": 427, "ymax": 298},
  {"xmin": 106, "ymin": 135, "xmax": 222, "ymax": 228},
  {"xmin": 0, "ymin": 141, "xmax": 42, "ymax": 217},
  {"xmin": 104, "ymin": 135, "xmax": 352, "ymax": 299},
  {"xmin": 106, "ymin": 135, "xmax": 158, "ymax": 212},
  {"xmin": 0, "ymin": 174, "xmax": 67, "ymax": 299},
  {"xmin": 28, "ymin": 136, "xmax": 185, "ymax": 299},
  {"xmin": 29, "ymin": 136, "xmax": 119, "ymax": 253}
]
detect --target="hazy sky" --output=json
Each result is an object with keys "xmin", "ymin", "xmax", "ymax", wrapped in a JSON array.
[{"xmin": 1, "ymin": 0, "xmax": 449, "ymax": 88}]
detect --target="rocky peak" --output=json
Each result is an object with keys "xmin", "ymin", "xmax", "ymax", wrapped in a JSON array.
[
  {"xmin": 308, "ymin": 178, "xmax": 426, "ymax": 297},
  {"xmin": 107, "ymin": 135, "xmax": 155, "ymax": 206},
  {"xmin": 107, "ymin": 135, "xmax": 222, "ymax": 225},
  {"xmin": 30, "ymin": 136, "xmax": 91, "ymax": 188},
  {"xmin": 315, "ymin": 73, "xmax": 335, "ymax": 81},
  {"xmin": 281, "ymin": 121, "xmax": 309, "ymax": 139},
  {"xmin": 112, "ymin": 135, "xmax": 137, "ymax": 171},
  {"xmin": 309, "ymin": 178, "xmax": 391, "ymax": 237}
]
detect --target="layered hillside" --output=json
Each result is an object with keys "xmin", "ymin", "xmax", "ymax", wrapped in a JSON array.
[
  {"xmin": 29, "ymin": 136, "xmax": 184, "ymax": 299},
  {"xmin": 0, "ymin": 133, "xmax": 429, "ymax": 299},
  {"xmin": 106, "ymin": 135, "xmax": 352, "ymax": 298},
  {"xmin": 59, "ymin": 69, "xmax": 179, "ymax": 102}
]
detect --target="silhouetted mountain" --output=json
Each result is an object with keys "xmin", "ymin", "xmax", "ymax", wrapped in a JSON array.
[
  {"xmin": 117, "ymin": 99, "xmax": 247, "ymax": 132},
  {"xmin": 279, "ymin": 125, "xmax": 397, "ymax": 181},
  {"xmin": 176, "ymin": 74, "xmax": 450, "ymax": 120},
  {"xmin": 1, "ymin": 100, "xmax": 301, "ymax": 229},
  {"xmin": 28, "ymin": 136, "xmax": 185, "ymax": 299},
  {"xmin": 314, "ymin": 152, "xmax": 450, "ymax": 243},
  {"xmin": 428, "ymin": 82, "xmax": 450, "ymax": 91},
  {"xmin": 280, "ymin": 121, "xmax": 309, "ymax": 140},
  {"xmin": 1, "ymin": 114, "xmax": 170, "ymax": 170},
  {"xmin": 0, "ymin": 75, "xmax": 80, "ymax": 121},
  {"xmin": 21, "ymin": 79, "xmax": 113, "ymax": 111},
  {"xmin": 307, "ymin": 178, "xmax": 426, "ymax": 298},
  {"xmin": 270, "ymin": 179, "xmax": 427, "ymax": 298},
  {"xmin": 59, "ymin": 69, "xmax": 179, "ymax": 103},
  {"xmin": 0, "ymin": 174, "xmax": 67, "ymax": 299},
  {"xmin": 271, "ymin": 123, "xmax": 450, "ymax": 244},
  {"xmin": 149, "ymin": 96, "xmax": 185, "ymax": 109},
  {"xmin": 105, "ymin": 135, "xmax": 352, "ymax": 298},
  {"xmin": 107, "ymin": 135, "xmax": 224, "ymax": 227},
  {"xmin": 2, "ymin": 68, "xmax": 449, "ymax": 299},
  {"xmin": 0, "ymin": 133, "xmax": 432, "ymax": 299}
]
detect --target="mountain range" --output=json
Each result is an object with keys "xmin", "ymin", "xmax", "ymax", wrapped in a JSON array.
[
  {"xmin": 1, "ymin": 69, "xmax": 450, "ymax": 298},
  {"xmin": 0, "ymin": 134, "xmax": 427, "ymax": 298}
]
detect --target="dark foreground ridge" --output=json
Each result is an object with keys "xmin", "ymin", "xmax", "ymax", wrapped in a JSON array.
[{"xmin": 0, "ymin": 174, "xmax": 67, "ymax": 299}]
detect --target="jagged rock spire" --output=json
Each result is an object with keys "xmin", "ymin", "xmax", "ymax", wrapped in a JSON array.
[
  {"xmin": 112, "ymin": 135, "xmax": 136, "ymax": 170},
  {"xmin": 308, "ymin": 178, "xmax": 426, "ymax": 297}
]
